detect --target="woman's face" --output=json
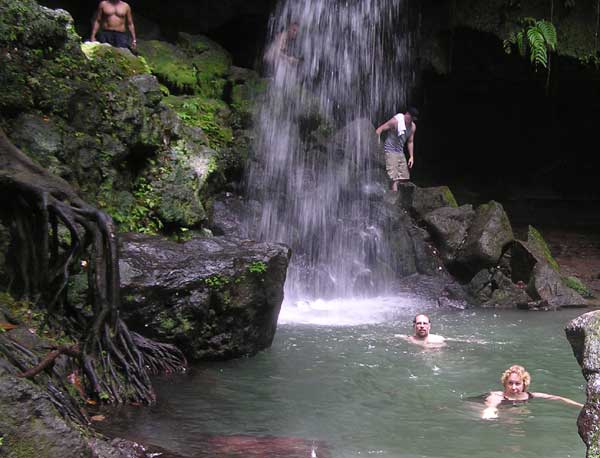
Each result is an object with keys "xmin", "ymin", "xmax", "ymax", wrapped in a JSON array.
[{"xmin": 504, "ymin": 372, "xmax": 525, "ymax": 395}]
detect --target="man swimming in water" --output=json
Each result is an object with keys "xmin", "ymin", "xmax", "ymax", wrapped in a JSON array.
[{"xmin": 401, "ymin": 314, "xmax": 446, "ymax": 347}]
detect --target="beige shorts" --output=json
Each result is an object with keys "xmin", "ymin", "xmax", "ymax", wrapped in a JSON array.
[{"xmin": 385, "ymin": 151, "xmax": 410, "ymax": 181}]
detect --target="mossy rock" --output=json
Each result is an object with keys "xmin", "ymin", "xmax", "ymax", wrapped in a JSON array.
[
  {"xmin": 0, "ymin": 0, "xmax": 75, "ymax": 48},
  {"xmin": 164, "ymin": 95, "xmax": 233, "ymax": 148},
  {"xmin": 563, "ymin": 276, "xmax": 593, "ymax": 298},
  {"xmin": 137, "ymin": 36, "xmax": 231, "ymax": 99},
  {"xmin": 527, "ymin": 225, "xmax": 560, "ymax": 271},
  {"xmin": 80, "ymin": 42, "xmax": 151, "ymax": 77},
  {"xmin": 229, "ymin": 72, "xmax": 267, "ymax": 129}
]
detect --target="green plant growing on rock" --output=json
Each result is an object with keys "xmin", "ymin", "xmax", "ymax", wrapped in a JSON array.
[
  {"xmin": 205, "ymin": 275, "xmax": 230, "ymax": 289},
  {"xmin": 564, "ymin": 276, "xmax": 593, "ymax": 298},
  {"xmin": 503, "ymin": 18, "xmax": 557, "ymax": 68},
  {"xmin": 248, "ymin": 261, "xmax": 267, "ymax": 274}
]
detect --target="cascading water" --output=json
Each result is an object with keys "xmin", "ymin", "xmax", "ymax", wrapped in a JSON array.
[{"xmin": 246, "ymin": 0, "xmax": 417, "ymax": 303}]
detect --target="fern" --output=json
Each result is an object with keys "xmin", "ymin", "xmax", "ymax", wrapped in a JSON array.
[{"xmin": 504, "ymin": 18, "xmax": 557, "ymax": 69}]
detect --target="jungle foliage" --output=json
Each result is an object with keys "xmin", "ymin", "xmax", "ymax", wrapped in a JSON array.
[{"xmin": 503, "ymin": 18, "xmax": 557, "ymax": 68}]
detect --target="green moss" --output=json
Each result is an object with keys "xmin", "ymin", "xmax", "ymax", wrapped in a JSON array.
[
  {"xmin": 527, "ymin": 225, "xmax": 560, "ymax": 271},
  {"xmin": 137, "ymin": 36, "xmax": 231, "ymax": 99},
  {"xmin": 164, "ymin": 95, "xmax": 233, "ymax": 148},
  {"xmin": 441, "ymin": 186, "xmax": 459, "ymax": 208},
  {"xmin": 80, "ymin": 42, "xmax": 151, "ymax": 76},
  {"xmin": 563, "ymin": 276, "xmax": 593, "ymax": 298}
]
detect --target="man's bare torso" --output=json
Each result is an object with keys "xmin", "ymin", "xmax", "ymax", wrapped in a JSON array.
[{"xmin": 99, "ymin": 0, "xmax": 130, "ymax": 32}]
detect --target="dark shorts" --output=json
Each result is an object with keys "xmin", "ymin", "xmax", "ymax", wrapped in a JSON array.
[{"xmin": 97, "ymin": 30, "xmax": 130, "ymax": 49}]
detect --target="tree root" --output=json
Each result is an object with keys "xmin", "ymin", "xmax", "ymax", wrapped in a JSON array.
[{"xmin": 0, "ymin": 128, "xmax": 187, "ymax": 407}]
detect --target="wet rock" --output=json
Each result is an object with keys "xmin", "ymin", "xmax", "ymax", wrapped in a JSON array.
[
  {"xmin": 528, "ymin": 262, "xmax": 586, "ymax": 307},
  {"xmin": 208, "ymin": 192, "xmax": 252, "ymax": 237},
  {"xmin": 466, "ymin": 268, "xmax": 531, "ymax": 308},
  {"xmin": 565, "ymin": 311, "xmax": 600, "ymax": 456},
  {"xmin": 119, "ymin": 233, "xmax": 291, "ymax": 360},
  {"xmin": 505, "ymin": 238, "xmax": 586, "ymax": 308},
  {"xmin": 407, "ymin": 185, "xmax": 459, "ymax": 218},
  {"xmin": 455, "ymin": 201, "xmax": 514, "ymax": 277},
  {"xmin": 423, "ymin": 204, "xmax": 475, "ymax": 265}
]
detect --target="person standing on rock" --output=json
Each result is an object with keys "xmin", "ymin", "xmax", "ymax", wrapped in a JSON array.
[
  {"xmin": 264, "ymin": 22, "xmax": 301, "ymax": 72},
  {"xmin": 90, "ymin": 0, "xmax": 137, "ymax": 50},
  {"xmin": 375, "ymin": 107, "xmax": 418, "ymax": 191}
]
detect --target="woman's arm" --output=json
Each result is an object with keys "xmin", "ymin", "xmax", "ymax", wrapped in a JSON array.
[
  {"xmin": 531, "ymin": 392, "xmax": 584, "ymax": 407},
  {"xmin": 482, "ymin": 392, "xmax": 502, "ymax": 419}
]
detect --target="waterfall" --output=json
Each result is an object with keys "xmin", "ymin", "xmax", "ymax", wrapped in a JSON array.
[{"xmin": 246, "ymin": 0, "xmax": 417, "ymax": 302}]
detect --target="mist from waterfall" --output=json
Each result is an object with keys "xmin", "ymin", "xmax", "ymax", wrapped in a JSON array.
[{"xmin": 246, "ymin": 0, "xmax": 417, "ymax": 302}]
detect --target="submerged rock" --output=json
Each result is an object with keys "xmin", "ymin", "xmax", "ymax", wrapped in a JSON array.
[{"xmin": 119, "ymin": 233, "xmax": 291, "ymax": 360}]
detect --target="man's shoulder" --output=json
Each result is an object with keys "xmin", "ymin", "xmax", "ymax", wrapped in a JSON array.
[{"xmin": 426, "ymin": 334, "xmax": 445, "ymax": 343}]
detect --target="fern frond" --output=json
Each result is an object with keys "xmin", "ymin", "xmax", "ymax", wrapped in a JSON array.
[
  {"xmin": 536, "ymin": 20, "xmax": 557, "ymax": 50},
  {"xmin": 516, "ymin": 31, "xmax": 527, "ymax": 57},
  {"xmin": 530, "ymin": 44, "xmax": 548, "ymax": 67},
  {"xmin": 503, "ymin": 38, "xmax": 513, "ymax": 54}
]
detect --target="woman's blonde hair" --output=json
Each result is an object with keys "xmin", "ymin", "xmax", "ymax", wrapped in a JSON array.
[{"xmin": 500, "ymin": 365, "xmax": 531, "ymax": 389}]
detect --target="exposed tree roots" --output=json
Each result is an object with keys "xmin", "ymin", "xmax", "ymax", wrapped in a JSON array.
[{"xmin": 0, "ymin": 128, "xmax": 187, "ymax": 407}]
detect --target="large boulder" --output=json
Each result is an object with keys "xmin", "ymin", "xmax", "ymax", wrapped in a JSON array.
[
  {"xmin": 119, "ymin": 233, "xmax": 291, "ymax": 360},
  {"xmin": 455, "ymin": 200, "xmax": 514, "ymax": 277},
  {"xmin": 400, "ymin": 184, "xmax": 459, "ymax": 218},
  {"xmin": 423, "ymin": 204, "xmax": 475, "ymax": 265},
  {"xmin": 565, "ymin": 311, "xmax": 600, "ymax": 457},
  {"xmin": 504, "ymin": 228, "xmax": 586, "ymax": 308},
  {"xmin": 467, "ymin": 268, "xmax": 531, "ymax": 308}
]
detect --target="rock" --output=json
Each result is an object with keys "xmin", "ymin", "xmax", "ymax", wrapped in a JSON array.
[
  {"xmin": 466, "ymin": 268, "xmax": 531, "ymax": 308},
  {"xmin": 506, "ymin": 239, "xmax": 586, "ymax": 308},
  {"xmin": 528, "ymin": 262, "xmax": 586, "ymax": 307},
  {"xmin": 423, "ymin": 204, "xmax": 475, "ymax": 265},
  {"xmin": 208, "ymin": 192, "xmax": 254, "ymax": 237},
  {"xmin": 406, "ymin": 185, "xmax": 459, "ymax": 218},
  {"xmin": 119, "ymin": 233, "xmax": 291, "ymax": 360},
  {"xmin": 565, "ymin": 311, "xmax": 600, "ymax": 456},
  {"xmin": 0, "ymin": 327, "xmax": 160, "ymax": 458},
  {"xmin": 9, "ymin": 113, "xmax": 65, "ymax": 176},
  {"xmin": 137, "ymin": 33, "xmax": 232, "ymax": 98},
  {"xmin": 455, "ymin": 201, "xmax": 514, "ymax": 277}
]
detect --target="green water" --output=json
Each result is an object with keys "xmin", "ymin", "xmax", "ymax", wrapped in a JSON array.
[{"xmin": 101, "ymin": 303, "xmax": 586, "ymax": 458}]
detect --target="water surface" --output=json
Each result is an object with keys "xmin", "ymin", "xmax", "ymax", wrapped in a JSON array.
[{"xmin": 102, "ymin": 301, "xmax": 585, "ymax": 458}]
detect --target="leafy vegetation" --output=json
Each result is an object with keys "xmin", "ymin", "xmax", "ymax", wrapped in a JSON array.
[
  {"xmin": 248, "ymin": 261, "xmax": 267, "ymax": 274},
  {"xmin": 503, "ymin": 18, "xmax": 557, "ymax": 68}
]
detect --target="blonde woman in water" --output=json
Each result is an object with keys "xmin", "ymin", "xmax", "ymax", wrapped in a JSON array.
[{"xmin": 482, "ymin": 365, "xmax": 583, "ymax": 419}]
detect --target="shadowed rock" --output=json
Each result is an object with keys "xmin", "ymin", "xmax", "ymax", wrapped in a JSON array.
[
  {"xmin": 119, "ymin": 233, "xmax": 291, "ymax": 360},
  {"xmin": 455, "ymin": 201, "xmax": 514, "ymax": 277},
  {"xmin": 566, "ymin": 311, "xmax": 600, "ymax": 457}
]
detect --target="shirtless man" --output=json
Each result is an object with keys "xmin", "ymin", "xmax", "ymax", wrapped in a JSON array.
[
  {"xmin": 264, "ymin": 22, "xmax": 300, "ymax": 70},
  {"xmin": 90, "ymin": 0, "xmax": 137, "ymax": 50},
  {"xmin": 403, "ymin": 314, "xmax": 445, "ymax": 347}
]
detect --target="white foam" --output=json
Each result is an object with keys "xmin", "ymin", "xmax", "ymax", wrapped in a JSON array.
[{"xmin": 278, "ymin": 294, "xmax": 431, "ymax": 326}]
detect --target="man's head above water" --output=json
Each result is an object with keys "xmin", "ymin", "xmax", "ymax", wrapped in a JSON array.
[
  {"xmin": 412, "ymin": 314, "xmax": 431, "ymax": 339},
  {"xmin": 404, "ymin": 313, "xmax": 445, "ymax": 347}
]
